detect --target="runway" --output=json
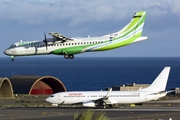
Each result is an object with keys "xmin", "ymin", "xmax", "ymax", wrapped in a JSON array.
[{"xmin": 0, "ymin": 107, "xmax": 179, "ymax": 120}]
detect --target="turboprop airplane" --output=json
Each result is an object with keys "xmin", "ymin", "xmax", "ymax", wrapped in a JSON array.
[
  {"xmin": 4, "ymin": 11, "xmax": 147, "ymax": 61},
  {"xmin": 46, "ymin": 67, "xmax": 171, "ymax": 108}
]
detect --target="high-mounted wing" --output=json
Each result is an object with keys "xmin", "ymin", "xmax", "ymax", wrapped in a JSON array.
[{"xmin": 49, "ymin": 32, "xmax": 73, "ymax": 42}]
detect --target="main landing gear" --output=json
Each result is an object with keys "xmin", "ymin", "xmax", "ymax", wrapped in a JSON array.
[{"xmin": 64, "ymin": 54, "xmax": 74, "ymax": 59}]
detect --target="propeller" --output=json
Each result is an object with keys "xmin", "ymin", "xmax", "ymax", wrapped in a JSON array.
[{"xmin": 43, "ymin": 31, "xmax": 48, "ymax": 50}]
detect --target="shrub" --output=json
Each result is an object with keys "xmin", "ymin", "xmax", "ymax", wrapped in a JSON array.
[{"xmin": 73, "ymin": 109, "xmax": 110, "ymax": 120}]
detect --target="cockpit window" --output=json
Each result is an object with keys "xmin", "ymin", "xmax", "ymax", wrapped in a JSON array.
[
  {"xmin": 9, "ymin": 44, "xmax": 16, "ymax": 48},
  {"xmin": 50, "ymin": 95, "xmax": 54, "ymax": 97}
]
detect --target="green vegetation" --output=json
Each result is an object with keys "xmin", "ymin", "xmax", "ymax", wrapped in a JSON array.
[{"xmin": 73, "ymin": 109, "xmax": 110, "ymax": 120}]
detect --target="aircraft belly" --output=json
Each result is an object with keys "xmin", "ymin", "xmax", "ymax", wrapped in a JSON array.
[{"xmin": 53, "ymin": 46, "xmax": 84, "ymax": 55}]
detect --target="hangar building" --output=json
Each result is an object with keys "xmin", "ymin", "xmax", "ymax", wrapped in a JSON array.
[
  {"xmin": 9, "ymin": 76, "xmax": 66, "ymax": 95},
  {"xmin": 0, "ymin": 78, "xmax": 14, "ymax": 98}
]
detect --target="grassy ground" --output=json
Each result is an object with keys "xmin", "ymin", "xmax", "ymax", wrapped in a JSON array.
[{"xmin": 0, "ymin": 94, "xmax": 49, "ymax": 107}]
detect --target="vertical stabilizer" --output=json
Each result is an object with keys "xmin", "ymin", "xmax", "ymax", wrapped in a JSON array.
[
  {"xmin": 139, "ymin": 67, "xmax": 171, "ymax": 92},
  {"xmin": 118, "ymin": 11, "xmax": 146, "ymax": 37}
]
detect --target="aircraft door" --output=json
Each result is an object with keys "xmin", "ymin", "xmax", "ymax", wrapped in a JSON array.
[{"xmin": 107, "ymin": 36, "xmax": 113, "ymax": 50}]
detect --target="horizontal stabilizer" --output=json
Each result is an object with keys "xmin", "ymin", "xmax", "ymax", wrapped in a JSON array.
[{"xmin": 131, "ymin": 36, "xmax": 148, "ymax": 44}]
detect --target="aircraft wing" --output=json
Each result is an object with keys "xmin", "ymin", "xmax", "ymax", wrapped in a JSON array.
[
  {"xmin": 94, "ymin": 88, "xmax": 112, "ymax": 101},
  {"xmin": 95, "ymin": 88, "xmax": 117, "ymax": 105},
  {"xmin": 49, "ymin": 32, "xmax": 73, "ymax": 42}
]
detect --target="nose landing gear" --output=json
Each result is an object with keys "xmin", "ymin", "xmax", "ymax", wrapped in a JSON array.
[{"xmin": 11, "ymin": 56, "xmax": 15, "ymax": 61}]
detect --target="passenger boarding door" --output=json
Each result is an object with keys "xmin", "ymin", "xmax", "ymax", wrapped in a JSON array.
[
  {"xmin": 108, "ymin": 33, "xmax": 117, "ymax": 50},
  {"xmin": 107, "ymin": 36, "xmax": 113, "ymax": 50}
]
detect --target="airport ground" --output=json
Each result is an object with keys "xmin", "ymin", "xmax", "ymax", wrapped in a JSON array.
[
  {"xmin": 0, "ymin": 94, "xmax": 180, "ymax": 120},
  {"xmin": 0, "ymin": 107, "xmax": 180, "ymax": 120}
]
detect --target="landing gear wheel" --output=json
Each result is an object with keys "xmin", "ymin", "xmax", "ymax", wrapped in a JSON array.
[
  {"xmin": 69, "ymin": 55, "xmax": 74, "ymax": 59},
  {"xmin": 108, "ymin": 104, "xmax": 113, "ymax": 108},
  {"xmin": 11, "ymin": 58, "xmax": 14, "ymax": 61},
  {"xmin": 103, "ymin": 103, "xmax": 106, "ymax": 109},
  {"xmin": 64, "ymin": 54, "xmax": 69, "ymax": 59},
  {"xmin": 11, "ymin": 56, "xmax": 15, "ymax": 61}
]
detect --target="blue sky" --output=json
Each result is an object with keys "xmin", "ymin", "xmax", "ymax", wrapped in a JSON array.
[{"xmin": 1, "ymin": 0, "xmax": 180, "ymax": 57}]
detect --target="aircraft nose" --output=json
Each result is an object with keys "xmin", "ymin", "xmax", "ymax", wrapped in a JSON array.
[
  {"xmin": 3, "ymin": 49, "xmax": 10, "ymax": 55},
  {"xmin": 45, "ymin": 97, "xmax": 51, "ymax": 103}
]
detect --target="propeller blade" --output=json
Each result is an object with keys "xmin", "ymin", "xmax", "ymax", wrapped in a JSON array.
[{"xmin": 43, "ymin": 31, "xmax": 48, "ymax": 50}]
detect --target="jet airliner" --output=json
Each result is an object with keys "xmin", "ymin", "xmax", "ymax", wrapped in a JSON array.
[
  {"xmin": 46, "ymin": 67, "xmax": 171, "ymax": 108},
  {"xmin": 4, "ymin": 11, "xmax": 147, "ymax": 61}
]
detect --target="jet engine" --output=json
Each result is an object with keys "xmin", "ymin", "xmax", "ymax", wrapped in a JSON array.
[{"xmin": 82, "ymin": 100, "xmax": 95, "ymax": 107}]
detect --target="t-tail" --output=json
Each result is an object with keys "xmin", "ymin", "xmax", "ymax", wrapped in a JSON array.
[
  {"xmin": 139, "ymin": 67, "xmax": 171, "ymax": 92},
  {"xmin": 119, "ymin": 11, "xmax": 147, "ymax": 44},
  {"xmin": 119, "ymin": 11, "xmax": 146, "ymax": 37}
]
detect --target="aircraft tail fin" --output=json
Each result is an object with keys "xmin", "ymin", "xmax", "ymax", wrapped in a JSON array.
[
  {"xmin": 139, "ymin": 67, "xmax": 171, "ymax": 92},
  {"xmin": 118, "ymin": 11, "xmax": 146, "ymax": 37}
]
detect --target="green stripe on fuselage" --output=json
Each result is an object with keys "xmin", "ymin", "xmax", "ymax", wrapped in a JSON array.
[
  {"xmin": 96, "ymin": 32, "xmax": 142, "ymax": 51},
  {"xmin": 52, "ymin": 12, "xmax": 146, "ymax": 55}
]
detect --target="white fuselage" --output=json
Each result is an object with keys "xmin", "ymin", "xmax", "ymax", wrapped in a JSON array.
[
  {"xmin": 46, "ymin": 90, "xmax": 166, "ymax": 105},
  {"xmin": 4, "ymin": 37, "xmax": 109, "ymax": 56},
  {"xmin": 4, "ymin": 36, "xmax": 147, "ymax": 57},
  {"xmin": 46, "ymin": 67, "xmax": 170, "ymax": 107}
]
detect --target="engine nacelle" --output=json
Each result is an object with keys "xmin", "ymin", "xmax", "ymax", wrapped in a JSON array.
[
  {"xmin": 83, "ymin": 100, "xmax": 95, "ymax": 107},
  {"xmin": 52, "ymin": 104, "xmax": 58, "ymax": 107}
]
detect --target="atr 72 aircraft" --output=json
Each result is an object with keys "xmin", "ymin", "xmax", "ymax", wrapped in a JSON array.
[
  {"xmin": 4, "ymin": 11, "xmax": 147, "ymax": 61},
  {"xmin": 46, "ymin": 67, "xmax": 171, "ymax": 108}
]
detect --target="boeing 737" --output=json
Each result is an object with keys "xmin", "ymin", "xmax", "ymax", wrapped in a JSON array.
[
  {"xmin": 4, "ymin": 11, "xmax": 147, "ymax": 61},
  {"xmin": 46, "ymin": 67, "xmax": 171, "ymax": 108}
]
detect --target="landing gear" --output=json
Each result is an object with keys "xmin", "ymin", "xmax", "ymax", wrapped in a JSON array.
[
  {"xmin": 11, "ymin": 58, "xmax": 14, "ymax": 61},
  {"xmin": 64, "ymin": 54, "xmax": 74, "ymax": 59},
  {"xmin": 103, "ymin": 103, "xmax": 107, "ymax": 108},
  {"xmin": 64, "ymin": 54, "xmax": 69, "ymax": 59},
  {"xmin": 96, "ymin": 103, "xmax": 113, "ymax": 109},
  {"xmin": 11, "ymin": 56, "xmax": 15, "ymax": 62},
  {"xmin": 69, "ymin": 55, "xmax": 74, "ymax": 59},
  {"xmin": 95, "ymin": 102, "xmax": 109, "ymax": 109}
]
